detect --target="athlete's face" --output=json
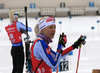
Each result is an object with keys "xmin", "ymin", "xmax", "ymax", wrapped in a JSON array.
[
  {"xmin": 41, "ymin": 25, "xmax": 56, "ymax": 39},
  {"xmin": 14, "ymin": 17, "xmax": 18, "ymax": 20}
]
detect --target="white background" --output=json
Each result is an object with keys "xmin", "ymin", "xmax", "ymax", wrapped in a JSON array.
[{"xmin": 0, "ymin": 16, "xmax": 100, "ymax": 73}]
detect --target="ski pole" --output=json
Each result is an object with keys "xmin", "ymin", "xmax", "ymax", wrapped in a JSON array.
[
  {"xmin": 76, "ymin": 36, "xmax": 86, "ymax": 73},
  {"xmin": 56, "ymin": 66, "xmax": 59, "ymax": 73},
  {"xmin": 76, "ymin": 44, "xmax": 82, "ymax": 73}
]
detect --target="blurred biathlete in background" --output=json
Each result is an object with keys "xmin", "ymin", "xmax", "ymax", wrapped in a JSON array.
[
  {"xmin": 5, "ymin": 12, "xmax": 32, "ymax": 73},
  {"xmin": 31, "ymin": 16, "xmax": 86, "ymax": 73}
]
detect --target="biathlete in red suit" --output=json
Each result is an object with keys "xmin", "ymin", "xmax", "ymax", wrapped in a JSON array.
[
  {"xmin": 31, "ymin": 16, "xmax": 86, "ymax": 73},
  {"xmin": 5, "ymin": 12, "xmax": 32, "ymax": 73},
  {"xmin": 5, "ymin": 21, "xmax": 22, "ymax": 44}
]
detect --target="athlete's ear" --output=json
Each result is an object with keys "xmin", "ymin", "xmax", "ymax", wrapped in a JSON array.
[{"xmin": 40, "ymin": 29, "xmax": 44, "ymax": 33}]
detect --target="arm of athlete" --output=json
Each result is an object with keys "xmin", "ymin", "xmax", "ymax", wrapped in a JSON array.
[
  {"xmin": 61, "ymin": 36, "xmax": 86, "ymax": 58},
  {"xmin": 17, "ymin": 22, "xmax": 32, "ymax": 32},
  {"xmin": 33, "ymin": 40, "xmax": 62, "ymax": 69}
]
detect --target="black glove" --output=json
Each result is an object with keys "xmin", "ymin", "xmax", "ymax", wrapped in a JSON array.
[
  {"xmin": 58, "ymin": 33, "xmax": 67, "ymax": 47},
  {"xmin": 72, "ymin": 36, "xmax": 86, "ymax": 49}
]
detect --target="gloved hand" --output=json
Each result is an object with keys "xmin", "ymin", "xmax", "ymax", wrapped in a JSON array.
[
  {"xmin": 72, "ymin": 36, "xmax": 86, "ymax": 49},
  {"xmin": 58, "ymin": 32, "xmax": 67, "ymax": 47},
  {"xmin": 20, "ymin": 29, "xmax": 27, "ymax": 34},
  {"xmin": 57, "ymin": 33, "xmax": 67, "ymax": 53},
  {"xmin": 24, "ymin": 35, "xmax": 30, "ymax": 42}
]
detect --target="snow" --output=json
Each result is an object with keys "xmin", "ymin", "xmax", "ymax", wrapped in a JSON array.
[{"xmin": 0, "ymin": 16, "xmax": 100, "ymax": 73}]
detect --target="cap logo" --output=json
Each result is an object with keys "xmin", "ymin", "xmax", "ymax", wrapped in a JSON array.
[{"xmin": 46, "ymin": 17, "xmax": 55, "ymax": 23}]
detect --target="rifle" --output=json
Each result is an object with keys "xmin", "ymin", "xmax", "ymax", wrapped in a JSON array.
[{"xmin": 24, "ymin": 6, "xmax": 32, "ymax": 73}]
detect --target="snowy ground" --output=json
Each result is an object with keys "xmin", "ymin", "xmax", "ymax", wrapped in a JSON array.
[{"xmin": 0, "ymin": 16, "xmax": 100, "ymax": 73}]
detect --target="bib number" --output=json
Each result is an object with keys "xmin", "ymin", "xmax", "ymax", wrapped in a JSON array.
[{"xmin": 9, "ymin": 34, "xmax": 15, "ymax": 43}]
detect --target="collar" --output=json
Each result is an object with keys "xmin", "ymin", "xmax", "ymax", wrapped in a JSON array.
[{"xmin": 37, "ymin": 33, "xmax": 52, "ymax": 44}]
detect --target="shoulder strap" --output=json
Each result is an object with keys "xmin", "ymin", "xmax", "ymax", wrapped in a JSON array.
[{"xmin": 34, "ymin": 60, "xmax": 43, "ymax": 73}]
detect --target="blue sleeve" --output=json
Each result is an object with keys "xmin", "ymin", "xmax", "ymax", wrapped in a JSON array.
[
  {"xmin": 51, "ymin": 47, "xmax": 69, "ymax": 60},
  {"xmin": 34, "ymin": 40, "xmax": 62, "ymax": 69},
  {"xmin": 16, "ymin": 22, "xmax": 32, "ymax": 32},
  {"xmin": 50, "ymin": 49, "xmax": 57, "ymax": 59},
  {"xmin": 51, "ymin": 49, "xmax": 56, "ymax": 55}
]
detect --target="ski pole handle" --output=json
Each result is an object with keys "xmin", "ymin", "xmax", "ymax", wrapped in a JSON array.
[
  {"xmin": 81, "ymin": 35, "xmax": 86, "ymax": 40},
  {"xmin": 80, "ymin": 35, "xmax": 86, "ymax": 46}
]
